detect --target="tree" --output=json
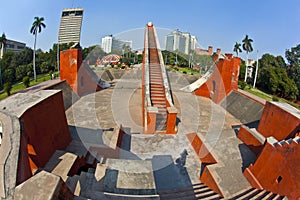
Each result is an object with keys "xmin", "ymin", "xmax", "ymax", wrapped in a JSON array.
[
  {"xmin": 242, "ymin": 35, "xmax": 253, "ymax": 82},
  {"xmin": 285, "ymin": 44, "xmax": 300, "ymax": 99},
  {"xmin": 4, "ymin": 82, "xmax": 12, "ymax": 96},
  {"xmin": 30, "ymin": 16, "xmax": 46, "ymax": 81},
  {"xmin": 23, "ymin": 76, "xmax": 30, "ymax": 88},
  {"xmin": 233, "ymin": 42, "xmax": 242, "ymax": 56},
  {"xmin": 0, "ymin": 33, "xmax": 7, "ymax": 88},
  {"xmin": 257, "ymin": 53, "xmax": 298, "ymax": 100},
  {"xmin": 0, "ymin": 33, "xmax": 7, "ymax": 54}
]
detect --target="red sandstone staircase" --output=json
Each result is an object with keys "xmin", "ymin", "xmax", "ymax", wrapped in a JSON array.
[
  {"xmin": 148, "ymin": 26, "xmax": 168, "ymax": 132},
  {"xmin": 230, "ymin": 188, "xmax": 286, "ymax": 200},
  {"xmin": 158, "ymin": 183, "xmax": 221, "ymax": 200}
]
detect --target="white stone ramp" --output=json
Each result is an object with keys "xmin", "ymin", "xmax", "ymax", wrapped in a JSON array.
[{"xmin": 180, "ymin": 60, "xmax": 218, "ymax": 93}]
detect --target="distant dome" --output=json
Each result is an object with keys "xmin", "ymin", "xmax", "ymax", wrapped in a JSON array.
[{"xmin": 97, "ymin": 54, "xmax": 121, "ymax": 66}]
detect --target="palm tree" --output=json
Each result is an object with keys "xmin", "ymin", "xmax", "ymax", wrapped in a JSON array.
[
  {"xmin": 30, "ymin": 16, "xmax": 46, "ymax": 81},
  {"xmin": 242, "ymin": 35, "xmax": 253, "ymax": 82},
  {"xmin": 0, "ymin": 33, "xmax": 7, "ymax": 57},
  {"xmin": 0, "ymin": 33, "xmax": 7, "ymax": 88},
  {"xmin": 233, "ymin": 42, "xmax": 242, "ymax": 56}
]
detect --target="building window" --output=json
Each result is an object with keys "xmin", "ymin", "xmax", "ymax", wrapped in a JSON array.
[
  {"xmin": 75, "ymin": 11, "xmax": 83, "ymax": 16},
  {"xmin": 62, "ymin": 11, "xmax": 69, "ymax": 17}
]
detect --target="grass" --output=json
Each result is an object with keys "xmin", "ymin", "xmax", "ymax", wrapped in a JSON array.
[
  {"xmin": 166, "ymin": 65, "xmax": 200, "ymax": 75},
  {"xmin": 0, "ymin": 74, "xmax": 52, "ymax": 101},
  {"xmin": 243, "ymin": 86, "xmax": 300, "ymax": 110}
]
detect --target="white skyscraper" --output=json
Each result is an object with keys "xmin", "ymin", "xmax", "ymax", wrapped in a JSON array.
[
  {"xmin": 58, "ymin": 8, "xmax": 84, "ymax": 44},
  {"xmin": 101, "ymin": 35, "xmax": 113, "ymax": 53},
  {"xmin": 165, "ymin": 30, "xmax": 197, "ymax": 54},
  {"xmin": 190, "ymin": 36, "xmax": 198, "ymax": 51},
  {"xmin": 101, "ymin": 35, "xmax": 132, "ymax": 53}
]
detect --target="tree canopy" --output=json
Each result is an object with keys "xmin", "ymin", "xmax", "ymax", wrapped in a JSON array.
[
  {"xmin": 257, "ymin": 53, "xmax": 298, "ymax": 100},
  {"xmin": 242, "ymin": 35, "xmax": 253, "ymax": 54},
  {"xmin": 233, "ymin": 42, "xmax": 242, "ymax": 56},
  {"xmin": 285, "ymin": 44, "xmax": 300, "ymax": 99}
]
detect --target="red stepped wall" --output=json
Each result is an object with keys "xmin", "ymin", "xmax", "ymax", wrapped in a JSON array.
[
  {"xmin": 257, "ymin": 101, "xmax": 300, "ymax": 141},
  {"xmin": 16, "ymin": 91, "xmax": 71, "ymax": 185},
  {"xmin": 60, "ymin": 48, "xmax": 102, "ymax": 96},
  {"xmin": 244, "ymin": 137, "xmax": 300, "ymax": 199},
  {"xmin": 194, "ymin": 54, "xmax": 240, "ymax": 104}
]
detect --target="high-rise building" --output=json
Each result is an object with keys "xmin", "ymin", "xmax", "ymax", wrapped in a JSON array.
[
  {"xmin": 101, "ymin": 35, "xmax": 132, "ymax": 53},
  {"xmin": 165, "ymin": 30, "xmax": 197, "ymax": 55},
  {"xmin": 190, "ymin": 36, "xmax": 198, "ymax": 51},
  {"xmin": 58, "ymin": 8, "xmax": 84, "ymax": 44},
  {"xmin": 0, "ymin": 39, "xmax": 26, "ymax": 58},
  {"xmin": 101, "ymin": 35, "xmax": 113, "ymax": 53}
]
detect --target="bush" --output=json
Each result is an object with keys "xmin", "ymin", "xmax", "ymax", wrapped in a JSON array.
[
  {"xmin": 183, "ymin": 70, "xmax": 187, "ymax": 74},
  {"xmin": 239, "ymin": 80, "xmax": 247, "ymax": 90},
  {"xmin": 272, "ymin": 96, "xmax": 279, "ymax": 102},
  {"xmin": 23, "ymin": 76, "xmax": 30, "ymax": 88},
  {"xmin": 4, "ymin": 82, "xmax": 12, "ymax": 96}
]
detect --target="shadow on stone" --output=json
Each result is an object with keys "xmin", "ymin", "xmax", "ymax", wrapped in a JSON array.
[
  {"xmin": 152, "ymin": 155, "xmax": 193, "ymax": 191},
  {"xmin": 238, "ymin": 144, "xmax": 257, "ymax": 171}
]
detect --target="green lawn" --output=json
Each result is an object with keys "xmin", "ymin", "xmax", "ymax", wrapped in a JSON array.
[
  {"xmin": 166, "ymin": 65, "xmax": 200, "ymax": 75},
  {"xmin": 243, "ymin": 86, "xmax": 300, "ymax": 110},
  {"xmin": 0, "ymin": 74, "xmax": 52, "ymax": 101}
]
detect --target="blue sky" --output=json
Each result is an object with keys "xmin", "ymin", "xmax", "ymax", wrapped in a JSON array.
[{"xmin": 0, "ymin": 0, "xmax": 299, "ymax": 60}]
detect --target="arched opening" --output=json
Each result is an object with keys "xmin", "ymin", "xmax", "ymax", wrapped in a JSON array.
[{"xmin": 212, "ymin": 80, "xmax": 216, "ymax": 93}]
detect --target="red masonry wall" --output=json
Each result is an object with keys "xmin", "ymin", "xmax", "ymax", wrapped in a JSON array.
[
  {"xmin": 17, "ymin": 91, "xmax": 71, "ymax": 184},
  {"xmin": 237, "ymin": 125, "xmax": 264, "ymax": 155},
  {"xmin": 60, "ymin": 48, "xmax": 101, "ymax": 96},
  {"xmin": 244, "ymin": 138, "xmax": 300, "ymax": 199},
  {"xmin": 194, "ymin": 54, "xmax": 240, "ymax": 104},
  {"xmin": 257, "ymin": 101, "xmax": 300, "ymax": 141}
]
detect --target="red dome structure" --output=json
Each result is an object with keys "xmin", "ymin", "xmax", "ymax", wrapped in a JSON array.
[{"xmin": 97, "ymin": 54, "xmax": 121, "ymax": 66}]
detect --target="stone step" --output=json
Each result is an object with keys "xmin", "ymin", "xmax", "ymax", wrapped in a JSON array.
[
  {"xmin": 251, "ymin": 190, "xmax": 269, "ymax": 199},
  {"xmin": 43, "ymin": 150, "xmax": 77, "ymax": 182},
  {"xmin": 155, "ymin": 104, "xmax": 167, "ymax": 108},
  {"xmin": 151, "ymin": 97, "xmax": 166, "ymax": 101},
  {"xmin": 152, "ymin": 102, "xmax": 166, "ymax": 105},
  {"xmin": 75, "ymin": 172, "xmax": 88, "ymax": 196},
  {"xmin": 66, "ymin": 140, "xmax": 88, "ymax": 158},
  {"xmin": 150, "ymin": 87, "xmax": 164, "ymax": 90},
  {"xmin": 151, "ymin": 93, "xmax": 165, "ymax": 97},
  {"xmin": 66, "ymin": 175, "xmax": 80, "ymax": 194},
  {"xmin": 86, "ymin": 152, "xmax": 96, "ymax": 165},
  {"xmin": 263, "ymin": 193, "xmax": 278, "ymax": 200}
]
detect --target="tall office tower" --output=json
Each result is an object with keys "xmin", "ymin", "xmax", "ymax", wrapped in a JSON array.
[
  {"xmin": 165, "ymin": 29, "xmax": 196, "ymax": 55},
  {"xmin": 190, "ymin": 35, "xmax": 198, "ymax": 51},
  {"xmin": 165, "ymin": 29, "xmax": 185, "ymax": 53},
  {"xmin": 101, "ymin": 35, "xmax": 113, "ymax": 53},
  {"xmin": 58, "ymin": 8, "xmax": 84, "ymax": 44}
]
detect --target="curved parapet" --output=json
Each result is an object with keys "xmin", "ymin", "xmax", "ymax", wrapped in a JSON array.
[
  {"xmin": 180, "ymin": 59, "xmax": 219, "ymax": 93},
  {"xmin": 0, "ymin": 112, "xmax": 21, "ymax": 199}
]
